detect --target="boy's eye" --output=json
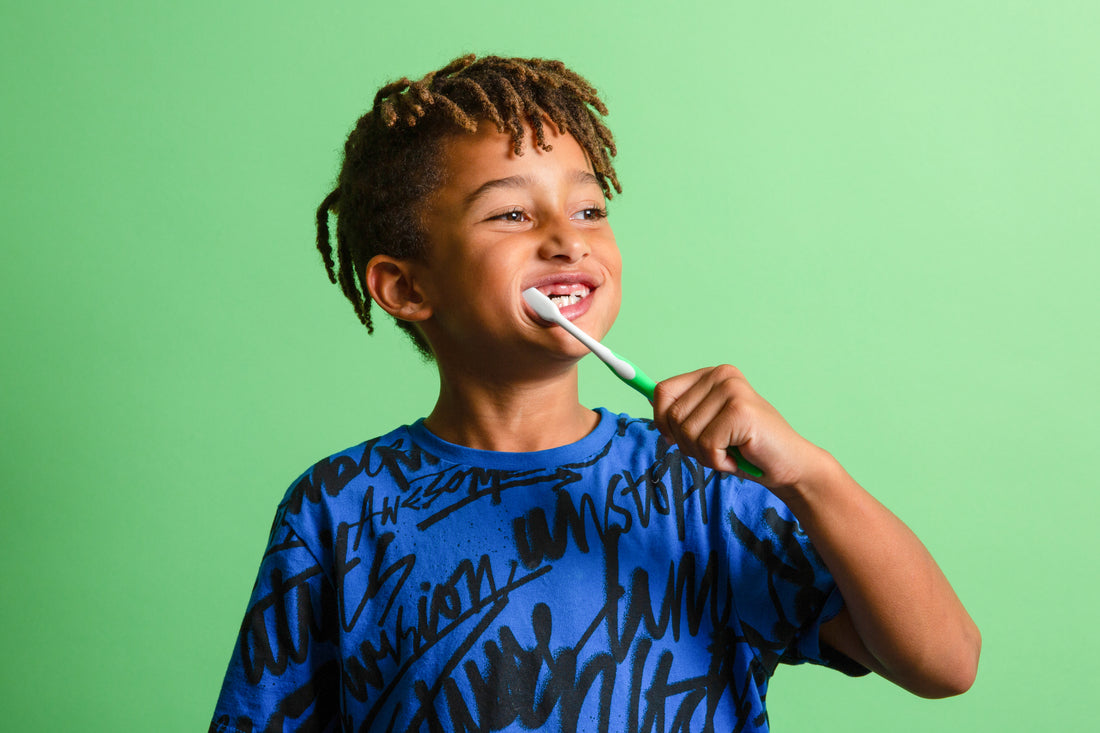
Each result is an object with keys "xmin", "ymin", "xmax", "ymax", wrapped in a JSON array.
[
  {"xmin": 491, "ymin": 209, "xmax": 528, "ymax": 223},
  {"xmin": 572, "ymin": 207, "xmax": 608, "ymax": 221}
]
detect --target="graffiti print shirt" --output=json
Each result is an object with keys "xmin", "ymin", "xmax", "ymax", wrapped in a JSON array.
[{"xmin": 210, "ymin": 409, "xmax": 866, "ymax": 733}]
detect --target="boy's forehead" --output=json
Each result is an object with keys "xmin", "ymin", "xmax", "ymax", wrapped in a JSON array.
[{"xmin": 437, "ymin": 119, "xmax": 594, "ymax": 187}]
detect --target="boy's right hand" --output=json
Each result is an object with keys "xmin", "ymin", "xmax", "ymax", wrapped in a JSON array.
[{"xmin": 650, "ymin": 365, "xmax": 835, "ymax": 494}]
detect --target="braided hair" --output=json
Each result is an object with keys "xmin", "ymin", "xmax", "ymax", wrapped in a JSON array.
[{"xmin": 315, "ymin": 54, "xmax": 621, "ymax": 357}]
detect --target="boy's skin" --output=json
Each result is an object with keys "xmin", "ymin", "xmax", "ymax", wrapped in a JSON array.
[{"xmin": 366, "ymin": 120, "xmax": 981, "ymax": 699}]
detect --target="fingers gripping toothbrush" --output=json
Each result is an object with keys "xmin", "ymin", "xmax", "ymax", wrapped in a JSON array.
[{"xmin": 522, "ymin": 288, "xmax": 764, "ymax": 478}]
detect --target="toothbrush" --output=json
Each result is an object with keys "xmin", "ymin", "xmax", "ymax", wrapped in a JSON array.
[{"xmin": 523, "ymin": 287, "xmax": 763, "ymax": 478}]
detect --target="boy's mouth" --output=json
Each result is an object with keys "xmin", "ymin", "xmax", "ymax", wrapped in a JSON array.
[
  {"xmin": 537, "ymin": 284, "xmax": 591, "ymax": 309},
  {"xmin": 524, "ymin": 273, "xmax": 600, "ymax": 323}
]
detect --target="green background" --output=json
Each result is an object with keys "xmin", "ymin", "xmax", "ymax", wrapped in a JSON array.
[{"xmin": 2, "ymin": 1, "xmax": 1096, "ymax": 730}]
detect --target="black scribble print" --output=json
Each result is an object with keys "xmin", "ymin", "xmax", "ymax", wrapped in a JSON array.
[{"xmin": 212, "ymin": 412, "xmax": 864, "ymax": 733}]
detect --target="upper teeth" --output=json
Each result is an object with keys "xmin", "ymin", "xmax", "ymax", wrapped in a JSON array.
[{"xmin": 548, "ymin": 288, "xmax": 589, "ymax": 307}]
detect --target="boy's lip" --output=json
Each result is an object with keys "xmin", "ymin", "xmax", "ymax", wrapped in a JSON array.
[{"xmin": 523, "ymin": 271, "xmax": 601, "ymax": 293}]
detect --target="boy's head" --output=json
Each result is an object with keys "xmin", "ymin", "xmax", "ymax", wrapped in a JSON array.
[{"xmin": 316, "ymin": 54, "xmax": 620, "ymax": 358}]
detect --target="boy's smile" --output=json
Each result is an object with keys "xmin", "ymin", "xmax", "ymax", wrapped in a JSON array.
[{"xmin": 412, "ymin": 119, "xmax": 622, "ymax": 371}]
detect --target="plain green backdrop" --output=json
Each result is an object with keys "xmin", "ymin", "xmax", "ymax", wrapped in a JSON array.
[{"xmin": 2, "ymin": 1, "xmax": 1096, "ymax": 730}]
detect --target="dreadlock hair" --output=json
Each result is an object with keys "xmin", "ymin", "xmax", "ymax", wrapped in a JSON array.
[{"xmin": 315, "ymin": 54, "xmax": 621, "ymax": 358}]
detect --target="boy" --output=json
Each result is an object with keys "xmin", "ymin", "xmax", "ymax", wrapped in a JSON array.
[{"xmin": 210, "ymin": 55, "xmax": 979, "ymax": 732}]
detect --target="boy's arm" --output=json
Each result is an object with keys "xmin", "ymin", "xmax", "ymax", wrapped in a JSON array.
[
  {"xmin": 651, "ymin": 365, "xmax": 981, "ymax": 698},
  {"xmin": 210, "ymin": 501, "xmax": 342, "ymax": 731}
]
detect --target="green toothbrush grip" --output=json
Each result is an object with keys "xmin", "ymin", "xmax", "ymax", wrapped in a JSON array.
[
  {"xmin": 727, "ymin": 446, "xmax": 764, "ymax": 478},
  {"xmin": 628, "ymin": 373, "xmax": 657, "ymax": 401},
  {"xmin": 618, "ymin": 358, "xmax": 764, "ymax": 478}
]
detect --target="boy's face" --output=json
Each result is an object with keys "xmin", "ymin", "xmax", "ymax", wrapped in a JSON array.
[{"xmin": 414, "ymin": 120, "xmax": 621, "ymax": 368}]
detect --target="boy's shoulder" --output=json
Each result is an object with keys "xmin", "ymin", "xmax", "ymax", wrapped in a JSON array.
[{"xmin": 277, "ymin": 420, "xmax": 426, "ymax": 511}]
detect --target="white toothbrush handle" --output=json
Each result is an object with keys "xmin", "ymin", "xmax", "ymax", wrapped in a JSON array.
[{"xmin": 555, "ymin": 317, "xmax": 636, "ymax": 380}]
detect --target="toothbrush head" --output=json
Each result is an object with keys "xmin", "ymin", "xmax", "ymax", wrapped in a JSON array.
[{"xmin": 522, "ymin": 287, "xmax": 566, "ymax": 324}]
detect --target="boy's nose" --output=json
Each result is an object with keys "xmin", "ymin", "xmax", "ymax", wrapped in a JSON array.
[{"xmin": 538, "ymin": 218, "xmax": 589, "ymax": 263}]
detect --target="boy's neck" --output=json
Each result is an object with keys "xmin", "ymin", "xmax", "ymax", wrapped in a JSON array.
[{"xmin": 423, "ymin": 364, "xmax": 598, "ymax": 453}]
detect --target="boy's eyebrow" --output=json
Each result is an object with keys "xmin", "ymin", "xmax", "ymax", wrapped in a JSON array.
[{"xmin": 462, "ymin": 170, "xmax": 602, "ymax": 208}]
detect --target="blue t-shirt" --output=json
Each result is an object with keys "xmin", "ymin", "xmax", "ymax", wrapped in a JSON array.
[{"xmin": 210, "ymin": 409, "xmax": 865, "ymax": 733}]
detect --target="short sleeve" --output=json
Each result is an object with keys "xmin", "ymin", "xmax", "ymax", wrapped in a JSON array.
[
  {"xmin": 209, "ymin": 491, "xmax": 342, "ymax": 733},
  {"xmin": 724, "ymin": 478, "xmax": 868, "ymax": 678}
]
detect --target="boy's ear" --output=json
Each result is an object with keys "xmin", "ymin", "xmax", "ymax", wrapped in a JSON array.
[{"xmin": 364, "ymin": 255, "xmax": 433, "ymax": 322}]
